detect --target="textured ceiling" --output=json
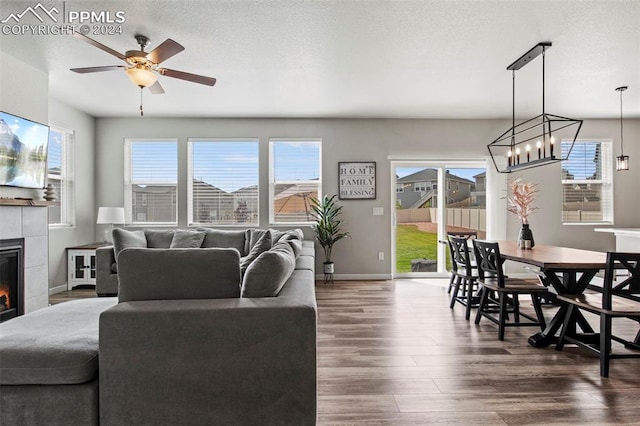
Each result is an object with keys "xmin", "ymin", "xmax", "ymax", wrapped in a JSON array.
[{"xmin": 1, "ymin": 0, "xmax": 639, "ymax": 118}]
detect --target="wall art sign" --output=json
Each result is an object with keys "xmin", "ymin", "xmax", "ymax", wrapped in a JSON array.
[{"xmin": 338, "ymin": 162, "xmax": 376, "ymax": 200}]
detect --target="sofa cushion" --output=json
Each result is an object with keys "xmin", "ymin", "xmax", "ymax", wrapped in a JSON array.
[
  {"xmin": 117, "ymin": 248, "xmax": 241, "ymax": 302},
  {"xmin": 170, "ymin": 230, "xmax": 206, "ymax": 248},
  {"xmin": 199, "ymin": 228, "xmax": 247, "ymax": 255},
  {"xmin": 112, "ymin": 229, "xmax": 147, "ymax": 261},
  {"xmin": 144, "ymin": 230, "xmax": 175, "ymax": 248},
  {"xmin": 0, "ymin": 298, "xmax": 117, "ymax": 385},
  {"xmin": 241, "ymin": 241, "xmax": 296, "ymax": 298},
  {"xmin": 246, "ymin": 228, "xmax": 269, "ymax": 254},
  {"xmin": 240, "ymin": 230, "xmax": 272, "ymax": 275},
  {"xmin": 272, "ymin": 228, "xmax": 304, "ymax": 257},
  {"xmin": 295, "ymin": 255, "xmax": 315, "ymax": 272}
]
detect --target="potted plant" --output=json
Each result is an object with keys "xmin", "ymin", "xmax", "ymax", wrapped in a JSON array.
[
  {"xmin": 506, "ymin": 178, "xmax": 539, "ymax": 248},
  {"xmin": 310, "ymin": 194, "xmax": 350, "ymax": 274}
]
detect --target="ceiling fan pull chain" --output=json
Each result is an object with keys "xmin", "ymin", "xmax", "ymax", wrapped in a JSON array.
[{"xmin": 140, "ymin": 87, "xmax": 144, "ymax": 116}]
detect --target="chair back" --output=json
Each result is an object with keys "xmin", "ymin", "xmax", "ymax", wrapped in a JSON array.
[
  {"xmin": 472, "ymin": 240, "xmax": 506, "ymax": 287},
  {"xmin": 602, "ymin": 252, "xmax": 640, "ymax": 310},
  {"xmin": 449, "ymin": 235, "xmax": 473, "ymax": 277},
  {"xmin": 447, "ymin": 230, "xmax": 477, "ymax": 240},
  {"xmin": 444, "ymin": 239, "xmax": 458, "ymax": 274}
]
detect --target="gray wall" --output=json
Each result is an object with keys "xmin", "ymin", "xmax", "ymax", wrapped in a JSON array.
[
  {"xmin": 47, "ymin": 99, "xmax": 96, "ymax": 292},
  {"xmin": 0, "ymin": 53, "xmax": 96, "ymax": 292},
  {"xmin": 95, "ymin": 117, "xmax": 640, "ymax": 277},
  {"xmin": 0, "ymin": 52, "xmax": 48, "ymax": 201}
]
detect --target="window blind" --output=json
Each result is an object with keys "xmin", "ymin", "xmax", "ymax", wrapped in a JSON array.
[
  {"xmin": 270, "ymin": 140, "xmax": 322, "ymax": 224},
  {"xmin": 188, "ymin": 139, "xmax": 259, "ymax": 226},
  {"xmin": 561, "ymin": 140, "xmax": 613, "ymax": 224},
  {"xmin": 47, "ymin": 126, "xmax": 74, "ymax": 226},
  {"xmin": 125, "ymin": 140, "xmax": 177, "ymax": 225}
]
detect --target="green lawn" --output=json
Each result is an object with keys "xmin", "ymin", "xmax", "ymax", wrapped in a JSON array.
[{"xmin": 395, "ymin": 224, "xmax": 442, "ymax": 273}]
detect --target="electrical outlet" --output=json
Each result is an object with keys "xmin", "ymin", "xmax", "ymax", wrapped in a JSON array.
[
  {"xmin": 373, "ymin": 207, "xmax": 384, "ymax": 216},
  {"xmin": 378, "ymin": 252, "xmax": 384, "ymax": 261}
]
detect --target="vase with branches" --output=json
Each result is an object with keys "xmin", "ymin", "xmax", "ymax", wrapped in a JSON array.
[
  {"xmin": 310, "ymin": 194, "xmax": 350, "ymax": 274},
  {"xmin": 506, "ymin": 178, "xmax": 539, "ymax": 248}
]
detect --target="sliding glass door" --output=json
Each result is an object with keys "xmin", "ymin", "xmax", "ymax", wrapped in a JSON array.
[{"xmin": 392, "ymin": 161, "xmax": 487, "ymax": 277}]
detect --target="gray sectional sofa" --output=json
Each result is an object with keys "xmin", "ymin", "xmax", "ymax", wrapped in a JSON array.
[
  {"xmin": 0, "ymin": 228, "xmax": 317, "ymax": 426},
  {"xmin": 96, "ymin": 227, "xmax": 310, "ymax": 297}
]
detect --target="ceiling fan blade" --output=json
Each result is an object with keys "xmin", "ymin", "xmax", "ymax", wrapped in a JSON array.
[
  {"xmin": 159, "ymin": 68, "xmax": 217, "ymax": 86},
  {"xmin": 73, "ymin": 32, "xmax": 126, "ymax": 60},
  {"xmin": 70, "ymin": 65, "xmax": 126, "ymax": 73},
  {"xmin": 147, "ymin": 39, "xmax": 185, "ymax": 64},
  {"xmin": 148, "ymin": 80, "xmax": 165, "ymax": 94}
]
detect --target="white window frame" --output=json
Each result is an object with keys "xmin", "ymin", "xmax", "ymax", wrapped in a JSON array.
[
  {"xmin": 124, "ymin": 139, "xmax": 178, "ymax": 226},
  {"xmin": 561, "ymin": 139, "xmax": 614, "ymax": 225},
  {"xmin": 187, "ymin": 138, "xmax": 260, "ymax": 227},
  {"xmin": 47, "ymin": 125, "xmax": 75, "ymax": 228},
  {"xmin": 269, "ymin": 138, "xmax": 322, "ymax": 225},
  {"xmin": 414, "ymin": 182, "xmax": 428, "ymax": 192}
]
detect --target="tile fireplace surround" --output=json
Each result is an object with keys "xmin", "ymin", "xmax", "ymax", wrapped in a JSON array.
[{"xmin": 0, "ymin": 206, "xmax": 49, "ymax": 313}]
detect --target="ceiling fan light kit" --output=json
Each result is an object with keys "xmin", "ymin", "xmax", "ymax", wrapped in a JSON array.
[
  {"xmin": 488, "ymin": 42, "xmax": 583, "ymax": 173},
  {"xmin": 126, "ymin": 67, "xmax": 157, "ymax": 87},
  {"xmin": 70, "ymin": 33, "xmax": 216, "ymax": 116}
]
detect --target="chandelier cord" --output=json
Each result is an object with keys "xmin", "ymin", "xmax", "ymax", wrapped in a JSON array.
[
  {"xmin": 542, "ymin": 47, "xmax": 545, "ymax": 117},
  {"xmin": 619, "ymin": 88, "xmax": 624, "ymax": 155},
  {"xmin": 511, "ymin": 70, "xmax": 515, "ymax": 149}
]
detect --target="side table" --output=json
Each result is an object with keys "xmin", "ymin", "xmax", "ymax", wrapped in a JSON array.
[{"xmin": 67, "ymin": 243, "xmax": 110, "ymax": 290}]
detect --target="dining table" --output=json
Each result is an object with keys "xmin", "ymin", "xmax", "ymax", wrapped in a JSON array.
[{"xmin": 496, "ymin": 240, "xmax": 608, "ymax": 348}]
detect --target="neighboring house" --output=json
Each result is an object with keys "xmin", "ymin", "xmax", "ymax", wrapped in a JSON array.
[
  {"xmin": 132, "ymin": 184, "xmax": 177, "ymax": 223},
  {"xmin": 470, "ymin": 171, "xmax": 486, "ymax": 206},
  {"xmin": 191, "ymin": 179, "xmax": 235, "ymax": 224},
  {"xmin": 132, "ymin": 179, "xmax": 260, "ymax": 224},
  {"xmin": 396, "ymin": 169, "xmax": 475, "ymax": 209}
]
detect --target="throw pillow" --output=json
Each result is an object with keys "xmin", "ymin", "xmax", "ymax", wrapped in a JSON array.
[
  {"xmin": 112, "ymin": 229, "xmax": 147, "ymax": 261},
  {"xmin": 273, "ymin": 228, "xmax": 304, "ymax": 257},
  {"xmin": 246, "ymin": 228, "xmax": 269, "ymax": 254},
  {"xmin": 198, "ymin": 228, "xmax": 247, "ymax": 255},
  {"xmin": 144, "ymin": 230, "xmax": 175, "ymax": 248},
  {"xmin": 170, "ymin": 230, "xmax": 206, "ymax": 248},
  {"xmin": 241, "ymin": 241, "xmax": 296, "ymax": 298},
  {"xmin": 240, "ymin": 230, "xmax": 272, "ymax": 275},
  {"xmin": 117, "ymin": 248, "xmax": 241, "ymax": 302}
]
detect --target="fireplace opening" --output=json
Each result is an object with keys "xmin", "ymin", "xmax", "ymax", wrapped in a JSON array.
[{"xmin": 0, "ymin": 238, "xmax": 24, "ymax": 323}]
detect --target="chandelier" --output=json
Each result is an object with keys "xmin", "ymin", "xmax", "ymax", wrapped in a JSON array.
[{"xmin": 488, "ymin": 42, "xmax": 583, "ymax": 173}]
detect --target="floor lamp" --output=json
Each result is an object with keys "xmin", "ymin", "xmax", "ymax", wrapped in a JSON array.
[{"xmin": 97, "ymin": 207, "xmax": 125, "ymax": 243}]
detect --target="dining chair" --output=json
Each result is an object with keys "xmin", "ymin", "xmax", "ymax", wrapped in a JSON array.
[
  {"xmin": 448, "ymin": 235, "xmax": 479, "ymax": 320},
  {"xmin": 472, "ymin": 239, "xmax": 548, "ymax": 341},
  {"xmin": 556, "ymin": 251, "xmax": 640, "ymax": 377},
  {"xmin": 445, "ymin": 231, "xmax": 477, "ymax": 294}
]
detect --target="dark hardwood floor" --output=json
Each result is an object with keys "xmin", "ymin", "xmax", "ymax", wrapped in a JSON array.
[{"xmin": 52, "ymin": 279, "xmax": 640, "ymax": 425}]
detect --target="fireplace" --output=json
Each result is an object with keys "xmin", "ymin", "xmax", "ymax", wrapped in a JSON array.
[{"xmin": 0, "ymin": 238, "xmax": 24, "ymax": 323}]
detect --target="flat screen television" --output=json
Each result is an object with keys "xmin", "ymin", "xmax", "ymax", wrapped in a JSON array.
[{"xmin": 0, "ymin": 111, "xmax": 50, "ymax": 189}]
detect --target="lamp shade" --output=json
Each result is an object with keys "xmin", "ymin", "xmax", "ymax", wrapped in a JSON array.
[
  {"xmin": 126, "ymin": 67, "xmax": 157, "ymax": 87},
  {"xmin": 97, "ymin": 207, "xmax": 125, "ymax": 224}
]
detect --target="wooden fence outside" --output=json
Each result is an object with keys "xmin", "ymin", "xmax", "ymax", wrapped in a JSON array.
[{"xmin": 397, "ymin": 208, "xmax": 487, "ymax": 232}]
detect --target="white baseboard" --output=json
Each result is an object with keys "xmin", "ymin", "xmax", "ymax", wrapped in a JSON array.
[
  {"xmin": 315, "ymin": 273, "xmax": 393, "ymax": 281},
  {"xmin": 49, "ymin": 284, "xmax": 68, "ymax": 295}
]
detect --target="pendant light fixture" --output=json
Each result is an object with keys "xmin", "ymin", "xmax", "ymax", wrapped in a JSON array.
[
  {"xmin": 488, "ymin": 42, "xmax": 583, "ymax": 173},
  {"xmin": 615, "ymin": 86, "xmax": 629, "ymax": 171}
]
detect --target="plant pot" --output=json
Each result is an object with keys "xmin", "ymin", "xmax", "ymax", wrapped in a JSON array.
[
  {"xmin": 518, "ymin": 223, "xmax": 535, "ymax": 249},
  {"xmin": 323, "ymin": 262, "xmax": 335, "ymax": 274}
]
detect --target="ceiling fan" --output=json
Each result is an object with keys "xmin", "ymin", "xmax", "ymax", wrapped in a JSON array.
[{"xmin": 70, "ymin": 33, "xmax": 216, "ymax": 115}]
